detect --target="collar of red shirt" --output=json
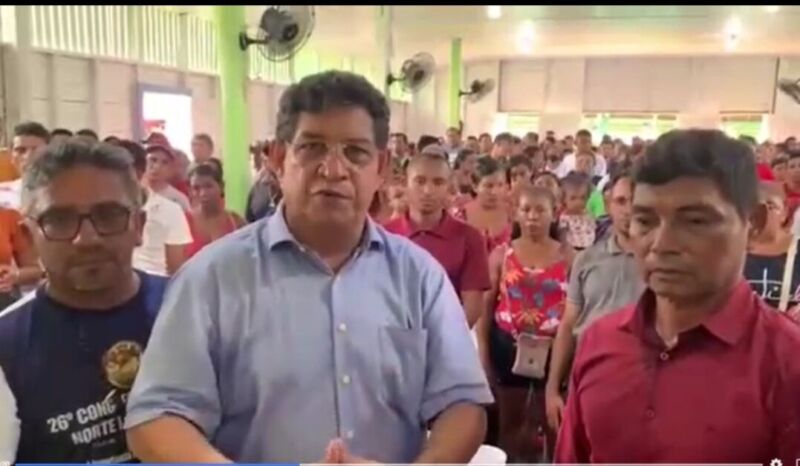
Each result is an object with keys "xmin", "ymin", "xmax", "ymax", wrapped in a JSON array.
[
  {"xmin": 397, "ymin": 211, "xmax": 460, "ymax": 239},
  {"xmin": 618, "ymin": 280, "xmax": 758, "ymax": 347}
]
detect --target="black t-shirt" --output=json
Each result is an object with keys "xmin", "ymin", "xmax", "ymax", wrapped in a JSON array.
[
  {"xmin": 744, "ymin": 245, "xmax": 800, "ymax": 309},
  {"xmin": 0, "ymin": 271, "xmax": 167, "ymax": 463}
]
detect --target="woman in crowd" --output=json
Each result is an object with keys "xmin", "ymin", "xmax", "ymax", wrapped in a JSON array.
[
  {"xmin": 479, "ymin": 186, "xmax": 573, "ymax": 462},
  {"xmin": 0, "ymin": 207, "xmax": 41, "ymax": 309},
  {"xmin": 532, "ymin": 172, "xmax": 562, "ymax": 209},
  {"xmin": 507, "ymin": 155, "xmax": 534, "ymax": 212},
  {"xmin": 454, "ymin": 156, "xmax": 512, "ymax": 253},
  {"xmin": 185, "ymin": 164, "xmax": 245, "ymax": 259},
  {"xmin": 744, "ymin": 182, "xmax": 800, "ymax": 312}
]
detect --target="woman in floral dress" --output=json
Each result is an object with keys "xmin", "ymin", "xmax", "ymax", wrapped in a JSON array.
[{"xmin": 479, "ymin": 185, "xmax": 574, "ymax": 463}]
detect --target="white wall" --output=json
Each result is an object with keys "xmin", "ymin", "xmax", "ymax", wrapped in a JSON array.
[
  {"xmin": 405, "ymin": 54, "xmax": 800, "ymax": 139},
  {"xmin": 4, "ymin": 50, "xmax": 285, "ymax": 152}
]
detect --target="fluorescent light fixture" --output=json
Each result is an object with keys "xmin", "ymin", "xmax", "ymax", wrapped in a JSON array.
[
  {"xmin": 486, "ymin": 5, "xmax": 502, "ymax": 19},
  {"xmin": 516, "ymin": 20, "xmax": 536, "ymax": 54},
  {"xmin": 725, "ymin": 16, "xmax": 742, "ymax": 36},
  {"xmin": 764, "ymin": 5, "xmax": 780, "ymax": 13}
]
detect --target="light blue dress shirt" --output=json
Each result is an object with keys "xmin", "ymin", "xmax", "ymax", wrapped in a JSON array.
[{"xmin": 125, "ymin": 207, "xmax": 493, "ymax": 463}]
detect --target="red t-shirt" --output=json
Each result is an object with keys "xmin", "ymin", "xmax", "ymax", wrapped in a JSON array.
[
  {"xmin": 756, "ymin": 163, "xmax": 775, "ymax": 181},
  {"xmin": 555, "ymin": 281, "xmax": 800, "ymax": 464},
  {"xmin": 384, "ymin": 212, "xmax": 491, "ymax": 293}
]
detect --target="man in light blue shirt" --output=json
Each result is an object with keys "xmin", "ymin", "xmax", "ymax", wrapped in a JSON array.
[{"xmin": 125, "ymin": 70, "xmax": 493, "ymax": 464}]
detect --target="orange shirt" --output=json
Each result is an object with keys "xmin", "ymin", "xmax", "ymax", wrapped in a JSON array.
[
  {"xmin": 0, "ymin": 149, "xmax": 19, "ymax": 183},
  {"xmin": 0, "ymin": 208, "xmax": 29, "ymax": 266}
]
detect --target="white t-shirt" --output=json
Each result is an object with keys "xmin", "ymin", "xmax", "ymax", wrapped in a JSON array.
[
  {"xmin": 133, "ymin": 192, "xmax": 192, "ymax": 277},
  {"xmin": 557, "ymin": 152, "xmax": 607, "ymax": 179},
  {"xmin": 0, "ymin": 366, "xmax": 19, "ymax": 462},
  {"xmin": 153, "ymin": 185, "xmax": 191, "ymax": 212},
  {"xmin": 0, "ymin": 179, "xmax": 22, "ymax": 210}
]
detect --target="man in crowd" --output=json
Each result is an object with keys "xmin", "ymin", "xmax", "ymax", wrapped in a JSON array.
[
  {"xmin": 49, "ymin": 129, "xmax": 73, "ymax": 145},
  {"xmin": 384, "ymin": 146, "xmax": 490, "ymax": 327},
  {"xmin": 142, "ymin": 145, "xmax": 190, "ymax": 211},
  {"xmin": 245, "ymin": 140, "xmax": 283, "ymax": 223},
  {"xmin": 190, "ymin": 133, "xmax": 215, "ymax": 166},
  {"xmin": 555, "ymin": 129, "xmax": 800, "ymax": 463},
  {"xmin": 125, "ymin": 70, "xmax": 492, "ymax": 463},
  {"xmin": 491, "ymin": 132, "xmax": 514, "ymax": 161},
  {"xmin": 388, "ymin": 132, "xmax": 411, "ymax": 173},
  {"xmin": 478, "ymin": 133, "xmax": 493, "ymax": 156},
  {"xmin": 558, "ymin": 129, "xmax": 607, "ymax": 179},
  {"xmin": 0, "ymin": 122, "xmax": 49, "ymax": 209},
  {"xmin": 545, "ymin": 171, "xmax": 642, "ymax": 432},
  {"xmin": 444, "ymin": 126, "xmax": 464, "ymax": 161},
  {"xmin": 76, "ymin": 129, "xmax": 99, "ymax": 144},
  {"xmin": 0, "ymin": 141, "xmax": 168, "ymax": 462},
  {"xmin": 122, "ymin": 141, "xmax": 191, "ymax": 278}
]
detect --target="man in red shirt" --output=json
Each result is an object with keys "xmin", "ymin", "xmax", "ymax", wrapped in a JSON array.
[
  {"xmin": 384, "ymin": 147, "xmax": 490, "ymax": 327},
  {"xmin": 555, "ymin": 129, "xmax": 800, "ymax": 464}
]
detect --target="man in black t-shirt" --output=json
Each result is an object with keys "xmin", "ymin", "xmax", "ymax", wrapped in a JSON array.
[{"xmin": 0, "ymin": 141, "xmax": 167, "ymax": 463}]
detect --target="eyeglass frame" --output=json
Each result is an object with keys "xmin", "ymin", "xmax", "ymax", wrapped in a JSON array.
[{"xmin": 26, "ymin": 202, "xmax": 136, "ymax": 242}]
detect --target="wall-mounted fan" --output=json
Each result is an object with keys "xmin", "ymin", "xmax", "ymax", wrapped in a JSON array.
[
  {"xmin": 778, "ymin": 78, "xmax": 800, "ymax": 105},
  {"xmin": 239, "ymin": 6, "xmax": 315, "ymax": 62},
  {"xmin": 460, "ymin": 79, "xmax": 495, "ymax": 103},
  {"xmin": 386, "ymin": 52, "xmax": 435, "ymax": 93}
]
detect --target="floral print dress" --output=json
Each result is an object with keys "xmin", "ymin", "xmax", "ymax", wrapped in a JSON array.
[{"xmin": 494, "ymin": 247, "xmax": 568, "ymax": 340}]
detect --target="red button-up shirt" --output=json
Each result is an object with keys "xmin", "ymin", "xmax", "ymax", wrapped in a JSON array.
[
  {"xmin": 555, "ymin": 280, "xmax": 800, "ymax": 464},
  {"xmin": 384, "ymin": 212, "xmax": 490, "ymax": 294}
]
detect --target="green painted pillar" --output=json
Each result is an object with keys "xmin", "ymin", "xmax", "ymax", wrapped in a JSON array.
[
  {"xmin": 448, "ymin": 38, "xmax": 463, "ymax": 128},
  {"xmin": 213, "ymin": 6, "xmax": 250, "ymax": 214}
]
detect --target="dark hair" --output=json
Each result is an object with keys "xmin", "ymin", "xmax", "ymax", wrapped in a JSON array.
[
  {"xmin": 391, "ymin": 132, "xmax": 408, "ymax": 145},
  {"xmin": 117, "ymin": 140, "xmax": 147, "ymax": 176},
  {"xmin": 522, "ymin": 145, "xmax": 540, "ymax": 160},
  {"xmin": 103, "ymin": 136, "xmax": 121, "ymax": 145},
  {"xmin": 51, "ymin": 128, "xmax": 73, "ymax": 138},
  {"xmin": 14, "ymin": 121, "xmax": 49, "ymax": 142},
  {"xmin": 494, "ymin": 132, "xmax": 513, "ymax": 145},
  {"xmin": 76, "ymin": 128, "xmax": 99, "ymax": 141},
  {"xmin": 771, "ymin": 155, "xmax": 788, "ymax": 168},
  {"xmin": 145, "ymin": 144, "xmax": 174, "ymax": 160},
  {"xmin": 205, "ymin": 157, "xmax": 223, "ymax": 175},
  {"xmin": 605, "ymin": 169, "xmax": 632, "ymax": 195},
  {"xmin": 466, "ymin": 135, "xmax": 478, "ymax": 142},
  {"xmin": 276, "ymin": 70, "xmax": 390, "ymax": 149},
  {"xmin": 407, "ymin": 149, "xmax": 450, "ymax": 173},
  {"xmin": 417, "ymin": 135, "xmax": 439, "ymax": 153},
  {"xmin": 193, "ymin": 133, "xmax": 214, "ymax": 149},
  {"xmin": 533, "ymin": 171, "xmax": 560, "ymax": 187},
  {"xmin": 576, "ymin": 129, "xmax": 592, "ymax": 139},
  {"xmin": 446, "ymin": 126, "xmax": 461, "ymax": 135},
  {"xmin": 21, "ymin": 141, "xmax": 141, "ymax": 212},
  {"xmin": 788, "ymin": 150, "xmax": 800, "ymax": 162},
  {"xmin": 189, "ymin": 163, "xmax": 224, "ymax": 186},
  {"xmin": 512, "ymin": 136, "xmax": 522, "ymax": 145},
  {"xmin": 738, "ymin": 135, "xmax": 757, "ymax": 146},
  {"xmin": 454, "ymin": 148, "xmax": 477, "ymax": 170},
  {"xmin": 473, "ymin": 156, "xmax": 505, "ymax": 185},
  {"xmin": 479, "ymin": 132, "xmax": 492, "ymax": 140},
  {"xmin": 508, "ymin": 154, "xmax": 533, "ymax": 173},
  {"xmin": 562, "ymin": 171, "xmax": 592, "ymax": 198},
  {"xmin": 633, "ymin": 129, "xmax": 758, "ymax": 218}
]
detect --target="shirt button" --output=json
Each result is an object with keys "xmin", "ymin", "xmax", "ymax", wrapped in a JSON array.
[
  {"xmin": 342, "ymin": 375, "xmax": 351, "ymax": 385},
  {"xmin": 338, "ymin": 323, "xmax": 347, "ymax": 333},
  {"xmin": 345, "ymin": 430, "xmax": 354, "ymax": 439},
  {"xmin": 645, "ymin": 408, "xmax": 656, "ymax": 419},
  {"xmin": 659, "ymin": 352, "xmax": 669, "ymax": 362}
]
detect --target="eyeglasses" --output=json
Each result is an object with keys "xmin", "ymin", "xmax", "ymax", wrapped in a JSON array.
[
  {"xmin": 291, "ymin": 140, "xmax": 377, "ymax": 167},
  {"xmin": 31, "ymin": 203, "xmax": 133, "ymax": 241}
]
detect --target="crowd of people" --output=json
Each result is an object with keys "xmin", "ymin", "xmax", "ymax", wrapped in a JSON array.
[{"xmin": 0, "ymin": 68, "xmax": 799, "ymax": 464}]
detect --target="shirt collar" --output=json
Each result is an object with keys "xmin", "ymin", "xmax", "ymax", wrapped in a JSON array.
[
  {"xmin": 618, "ymin": 279, "xmax": 757, "ymax": 347},
  {"xmin": 266, "ymin": 203, "xmax": 385, "ymax": 252},
  {"xmin": 605, "ymin": 233, "xmax": 632, "ymax": 256},
  {"xmin": 401, "ymin": 211, "xmax": 460, "ymax": 239}
]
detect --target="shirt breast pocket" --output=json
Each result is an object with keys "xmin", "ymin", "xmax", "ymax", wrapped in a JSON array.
[{"xmin": 377, "ymin": 326, "xmax": 427, "ymax": 423}]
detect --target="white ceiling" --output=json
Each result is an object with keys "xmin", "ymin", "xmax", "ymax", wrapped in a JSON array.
[{"xmin": 181, "ymin": 5, "xmax": 800, "ymax": 65}]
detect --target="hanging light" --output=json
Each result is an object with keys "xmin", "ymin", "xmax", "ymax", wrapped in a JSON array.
[
  {"xmin": 486, "ymin": 5, "xmax": 502, "ymax": 20},
  {"xmin": 764, "ymin": 5, "xmax": 780, "ymax": 13},
  {"xmin": 516, "ymin": 20, "xmax": 536, "ymax": 54}
]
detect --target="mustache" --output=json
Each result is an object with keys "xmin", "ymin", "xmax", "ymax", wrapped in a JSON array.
[{"xmin": 65, "ymin": 247, "xmax": 117, "ymax": 266}]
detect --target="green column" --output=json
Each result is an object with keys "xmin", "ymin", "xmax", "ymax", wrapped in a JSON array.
[
  {"xmin": 448, "ymin": 38, "xmax": 463, "ymax": 128},
  {"xmin": 213, "ymin": 6, "xmax": 250, "ymax": 214}
]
